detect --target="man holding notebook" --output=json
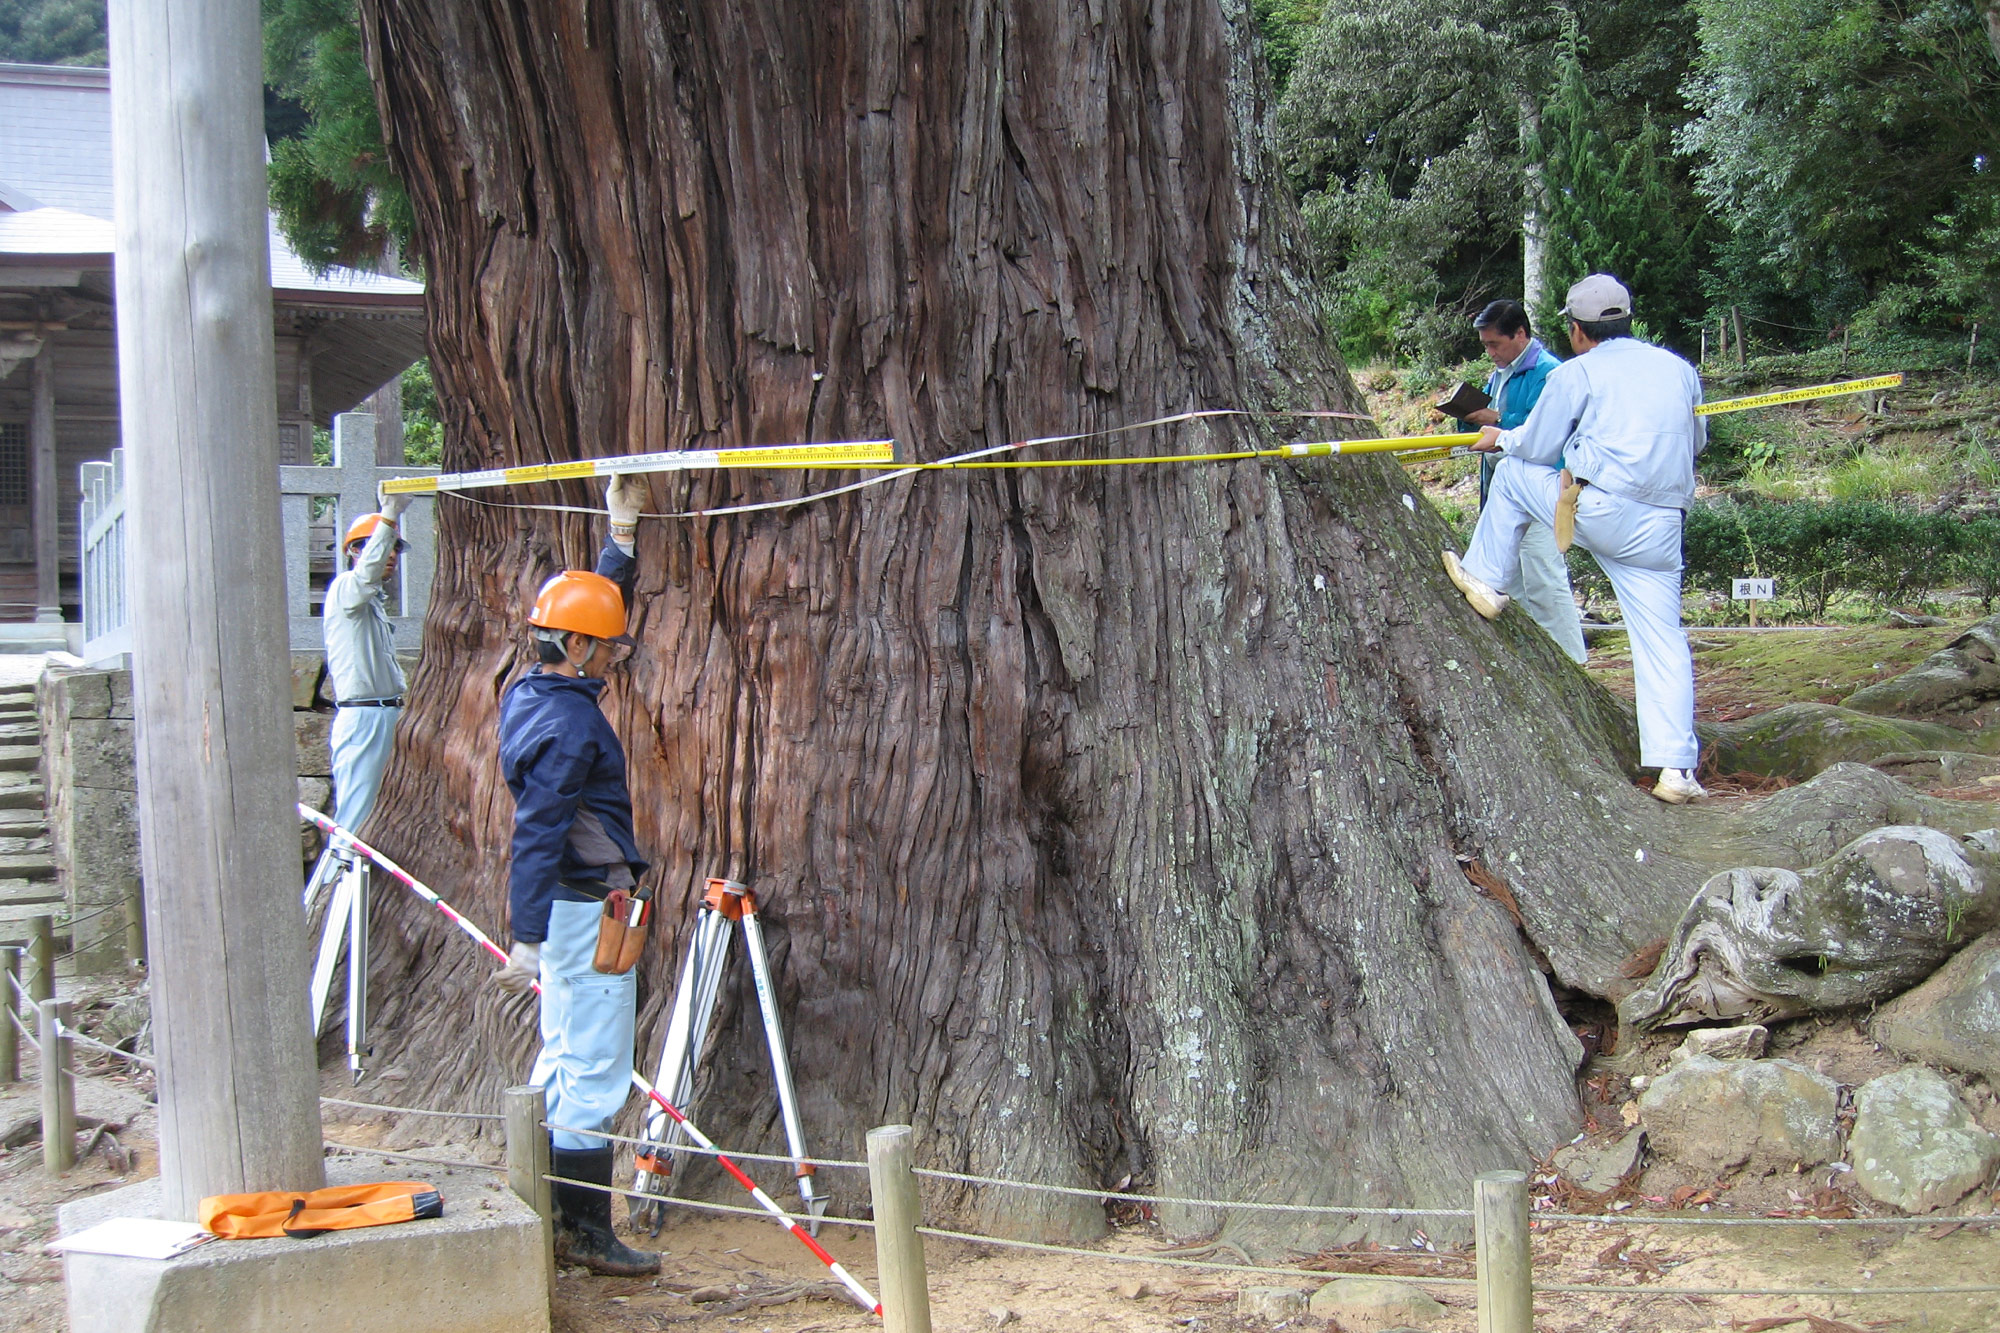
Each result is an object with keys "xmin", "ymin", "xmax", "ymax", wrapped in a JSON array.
[{"xmin": 1440, "ymin": 299, "xmax": 1585, "ymax": 663}]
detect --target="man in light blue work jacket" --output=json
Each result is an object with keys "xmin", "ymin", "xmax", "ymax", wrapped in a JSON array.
[{"xmin": 1454, "ymin": 300, "xmax": 1585, "ymax": 663}]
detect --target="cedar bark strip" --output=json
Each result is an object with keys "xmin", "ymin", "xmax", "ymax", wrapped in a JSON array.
[{"xmin": 354, "ymin": 0, "xmax": 1706, "ymax": 1246}]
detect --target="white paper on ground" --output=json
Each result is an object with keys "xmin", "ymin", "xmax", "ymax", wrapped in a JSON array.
[{"xmin": 46, "ymin": 1217, "xmax": 215, "ymax": 1260}]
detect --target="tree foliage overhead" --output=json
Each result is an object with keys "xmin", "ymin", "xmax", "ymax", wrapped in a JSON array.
[
  {"xmin": 0, "ymin": 0, "xmax": 105, "ymax": 66},
  {"xmin": 1272, "ymin": 0, "xmax": 1704, "ymax": 364},
  {"xmin": 262, "ymin": 0, "xmax": 411, "ymax": 273},
  {"xmin": 1679, "ymin": 0, "xmax": 2000, "ymax": 327}
]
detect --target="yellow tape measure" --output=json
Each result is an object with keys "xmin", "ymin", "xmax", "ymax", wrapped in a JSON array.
[
  {"xmin": 381, "ymin": 440, "xmax": 898, "ymax": 495},
  {"xmin": 381, "ymin": 373, "xmax": 1905, "ymax": 495},
  {"xmin": 1694, "ymin": 373, "xmax": 1902, "ymax": 417}
]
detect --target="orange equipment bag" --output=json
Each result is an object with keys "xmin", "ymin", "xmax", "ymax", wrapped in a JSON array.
[{"xmin": 199, "ymin": 1181, "xmax": 443, "ymax": 1239}]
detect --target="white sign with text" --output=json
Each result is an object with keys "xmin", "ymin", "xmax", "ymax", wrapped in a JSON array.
[{"xmin": 1732, "ymin": 577, "xmax": 1776, "ymax": 601}]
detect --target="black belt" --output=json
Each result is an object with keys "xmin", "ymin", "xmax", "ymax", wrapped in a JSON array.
[
  {"xmin": 338, "ymin": 697, "xmax": 404, "ymax": 708},
  {"xmin": 557, "ymin": 879, "xmax": 612, "ymax": 902}
]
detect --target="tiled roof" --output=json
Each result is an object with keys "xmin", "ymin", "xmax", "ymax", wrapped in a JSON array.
[
  {"xmin": 0, "ymin": 62, "xmax": 420, "ymax": 302},
  {"xmin": 0, "ymin": 63, "xmax": 113, "ymax": 219},
  {"xmin": 0, "ymin": 206, "xmax": 114, "ymax": 257}
]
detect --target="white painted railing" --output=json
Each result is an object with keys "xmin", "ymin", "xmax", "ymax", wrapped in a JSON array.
[
  {"xmin": 78, "ymin": 413, "xmax": 437, "ymax": 667},
  {"xmin": 78, "ymin": 448, "xmax": 128, "ymax": 667}
]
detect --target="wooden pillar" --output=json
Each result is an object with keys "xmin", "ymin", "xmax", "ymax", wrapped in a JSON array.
[
  {"xmin": 866, "ymin": 1125, "xmax": 933, "ymax": 1333},
  {"xmin": 366, "ymin": 378, "xmax": 406, "ymax": 466},
  {"xmin": 1474, "ymin": 1169, "xmax": 1533, "ymax": 1333},
  {"xmin": 41, "ymin": 999, "xmax": 75, "ymax": 1174},
  {"xmin": 504, "ymin": 1086, "xmax": 555, "ymax": 1298},
  {"xmin": 29, "ymin": 344, "xmax": 60, "ymax": 623},
  {"xmin": 108, "ymin": 0, "xmax": 325, "ymax": 1219}
]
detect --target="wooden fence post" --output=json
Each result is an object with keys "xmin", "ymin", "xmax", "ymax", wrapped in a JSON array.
[
  {"xmin": 1732, "ymin": 305, "xmax": 1747, "ymax": 367},
  {"xmin": 40, "ymin": 999, "xmax": 74, "ymax": 1174},
  {"xmin": 27, "ymin": 914, "xmax": 52, "ymax": 1007},
  {"xmin": 505, "ymin": 1085, "xmax": 555, "ymax": 1298},
  {"xmin": 1474, "ymin": 1169, "xmax": 1532, "ymax": 1333},
  {"xmin": 867, "ymin": 1124, "xmax": 932, "ymax": 1333},
  {"xmin": 0, "ymin": 945, "xmax": 19, "ymax": 1083},
  {"xmin": 123, "ymin": 877, "xmax": 147, "ymax": 969}
]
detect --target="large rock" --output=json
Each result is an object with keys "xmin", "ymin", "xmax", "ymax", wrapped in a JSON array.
[
  {"xmin": 1848, "ymin": 1066, "xmax": 2000, "ymax": 1212},
  {"xmin": 1621, "ymin": 826, "xmax": 2000, "ymax": 1030},
  {"xmin": 1701, "ymin": 703, "xmax": 1979, "ymax": 782},
  {"xmin": 1676, "ymin": 1025, "xmax": 1769, "ymax": 1062},
  {"xmin": 1872, "ymin": 929, "xmax": 2000, "ymax": 1082},
  {"xmin": 1638, "ymin": 1054, "xmax": 1840, "ymax": 1175},
  {"xmin": 1553, "ymin": 1128, "xmax": 1646, "ymax": 1194},
  {"xmin": 1236, "ymin": 1287, "xmax": 1306, "ymax": 1322},
  {"xmin": 1844, "ymin": 614, "xmax": 2000, "ymax": 724},
  {"xmin": 1307, "ymin": 1277, "xmax": 1443, "ymax": 1330}
]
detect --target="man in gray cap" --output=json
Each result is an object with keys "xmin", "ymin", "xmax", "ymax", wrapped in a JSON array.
[{"xmin": 1442, "ymin": 273, "xmax": 1708, "ymax": 803}]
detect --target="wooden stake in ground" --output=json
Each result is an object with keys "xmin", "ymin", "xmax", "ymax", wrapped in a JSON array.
[{"xmin": 107, "ymin": 0, "xmax": 325, "ymax": 1218}]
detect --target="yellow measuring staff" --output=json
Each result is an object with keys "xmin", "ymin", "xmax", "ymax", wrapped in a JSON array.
[{"xmin": 381, "ymin": 439, "xmax": 898, "ymax": 495}]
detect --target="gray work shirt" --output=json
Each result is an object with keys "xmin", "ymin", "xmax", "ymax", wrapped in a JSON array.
[{"xmin": 323, "ymin": 520, "xmax": 407, "ymax": 702}]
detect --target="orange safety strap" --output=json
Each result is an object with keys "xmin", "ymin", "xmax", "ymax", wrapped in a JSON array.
[{"xmin": 199, "ymin": 1181, "xmax": 444, "ymax": 1239}]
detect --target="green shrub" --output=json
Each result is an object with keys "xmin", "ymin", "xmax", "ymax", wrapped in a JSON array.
[{"xmin": 1683, "ymin": 497, "xmax": 1987, "ymax": 619}]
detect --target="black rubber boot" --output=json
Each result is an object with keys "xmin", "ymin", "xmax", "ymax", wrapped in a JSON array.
[{"xmin": 552, "ymin": 1146, "xmax": 661, "ymax": 1276}]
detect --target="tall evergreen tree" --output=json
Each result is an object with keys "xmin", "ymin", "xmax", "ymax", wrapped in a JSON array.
[
  {"xmin": 262, "ymin": 0, "xmax": 410, "ymax": 272},
  {"xmin": 1536, "ymin": 27, "xmax": 1704, "ymax": 343}
]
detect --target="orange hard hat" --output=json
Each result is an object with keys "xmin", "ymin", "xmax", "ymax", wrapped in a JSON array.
[
  {"xmin": 529, "ymin": 571, "xmax": 632, "ymax": 643},
  {"xmin": 343, "ymin": 513, "xmax": 408, "ymax": 553}
]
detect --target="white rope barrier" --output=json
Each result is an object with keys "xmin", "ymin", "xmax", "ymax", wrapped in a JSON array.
[
  {"xmin": 912, "ymin": 1225, "xmax": 1480, "ymax": 1286},
  {"xmin": 323, "ymin": 1096, "xmax": 506, "ymax": 1122},
  {"xmin": 912, "ymin": 1165, "xmax": 1471, "ymax": 1219}
]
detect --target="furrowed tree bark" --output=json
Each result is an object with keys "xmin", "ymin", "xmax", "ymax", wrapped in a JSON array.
[{"xmin": 352, "ymin": 0, "xmax": 1726, "ymax": 1248}]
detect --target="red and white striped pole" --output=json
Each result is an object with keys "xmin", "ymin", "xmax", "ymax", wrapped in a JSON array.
[{"xmin": 297, "ymin": 807, "xmax": 882, "ymax": 1315}]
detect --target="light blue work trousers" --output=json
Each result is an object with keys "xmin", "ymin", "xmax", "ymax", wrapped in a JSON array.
[
  {"xmin": 330, "ymin": 704, "xmax": 400, "ymax": 833},
  {"xmin": 1466, "ymin": 456, "xmax": 1698, "ymax": 770},
  {"xmin": 1510, "ymin": 521, "xmax": 1588, "ymax": 665},
  {"xmin": 532, "ymin": 897, "xmax": 637, "ymax": 1150}
]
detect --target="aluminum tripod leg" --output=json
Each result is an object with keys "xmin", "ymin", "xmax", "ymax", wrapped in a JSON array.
[
  {"xmin": 309, "ymin": 860, "xmax": 358, "ymax": 1032},
  {"xmin": 739, "ymin": 901, "xmax": 827, "ymax": 1228},
  {"xmin": 630, "ymin": 878, "xmax": 828, "ymax": 1235},
  {"xmin": 630, "ymin": 902, "xmax": 732, "ymax": 1231},
  {"xmin": 345, "ymin": 861, "xmax": 370, "ymax": 1082}
]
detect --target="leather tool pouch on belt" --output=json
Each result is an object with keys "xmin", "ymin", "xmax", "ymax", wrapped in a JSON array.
[
  {"xmin": 1554, "ymin": 468, "xmax": 1585, "ymax": 554},
  {"xmin": 593, "ymin": 888, "xmax": 652, "ymax": 974},
  {"xmin": 200, "ymin": 1182, "xmax": 444, "ymax": 1239}
]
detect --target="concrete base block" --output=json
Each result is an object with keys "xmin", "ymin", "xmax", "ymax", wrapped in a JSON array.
[{"xmin": 59, "ymin": 1158, "xmax": 549, "ymax": 1333}]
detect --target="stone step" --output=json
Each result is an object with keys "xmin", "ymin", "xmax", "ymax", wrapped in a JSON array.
[
  {"xmin": 0, "ymin": 724, "xmax": 39, "ymax": 745},
  {"xmin": 0, "ymin": 852, "xmax": 56, "ymax": 880},
  {"xmin": 0, "ymin": 707, "xmax": 37, "ymax": 723},
  {"xmin": 0, "ymin": 808, "xmax": 43, "ymax": 831},
  {"xmin": 0, "ymin": 746, "xmax": 38, "ymax": 772},
  {"xmin": 0, "ymin": 783, "xmax": 44, "ymax": 810}
]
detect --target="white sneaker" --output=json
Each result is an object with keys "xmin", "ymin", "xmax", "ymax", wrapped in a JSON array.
[
  {"xmin": 1652, "ymin": 769, "xmax": 1708, "ymax": 804},
  {"xmin": 1442, "ymin": 551, "xmax": 1510, "ymax": 621}
]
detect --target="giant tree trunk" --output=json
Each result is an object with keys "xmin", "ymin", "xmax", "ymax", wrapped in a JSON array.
[{"xmin": 352, "ymin": 0, "xmax": 1717, "ymax": 1249}]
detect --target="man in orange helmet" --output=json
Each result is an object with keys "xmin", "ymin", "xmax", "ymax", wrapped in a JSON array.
[
  {"xmin": 490, "ymin": 473, "xmax": 659, "ymax": 1276},
  {"xmin": 323, "ymin": 489, "xmax": 413, "ymax": 833}
]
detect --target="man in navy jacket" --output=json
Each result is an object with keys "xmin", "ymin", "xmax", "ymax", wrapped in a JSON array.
[{"xmin": 492, "ymin": 473, "xmax": 659, "ymax": 1275}]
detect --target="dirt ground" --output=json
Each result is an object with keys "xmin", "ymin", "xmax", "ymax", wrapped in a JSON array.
[{"xmin": 5, "ymin": 989, "xmax": 1999, "ymax": 1333}]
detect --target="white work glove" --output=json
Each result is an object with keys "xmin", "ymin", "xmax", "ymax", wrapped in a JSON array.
[
  {"xmin": 605, "ymin": 474, "xmax": 642, "ymax": 530},
  {"xmin": 492, "ymin": 941, "xmax": 541, "ymax": 994},
  {"xmin": 377, "ymin": 485, "xmax": 414, "ymax": 522}
]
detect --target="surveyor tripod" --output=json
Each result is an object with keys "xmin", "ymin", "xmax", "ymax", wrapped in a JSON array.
[
  {"xmin": 303, "ymin": 834, "xmax": 373, "ymax": 1082},
  {"xmin": 629, "ymin": 877, "xmax": 827, "ymax": 1236}
]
